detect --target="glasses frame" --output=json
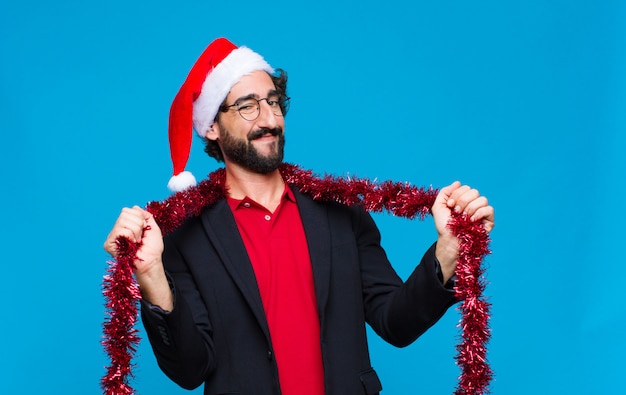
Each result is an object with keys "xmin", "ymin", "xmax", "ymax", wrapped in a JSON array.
[{"xmin": 221, "ymin": 96, "xmax": 290, "ymax": 121}]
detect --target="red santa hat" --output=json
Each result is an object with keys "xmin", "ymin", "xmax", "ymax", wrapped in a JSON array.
[{"xmin": 167, "ymin": 37, "xmax": 274, "ymax": 192}]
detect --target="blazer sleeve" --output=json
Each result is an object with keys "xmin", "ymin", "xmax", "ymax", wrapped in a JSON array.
[
  {"xmin": 355, "ymin": 207, "xmax": 459, "ymax": 347},
  {"xmin": 140, "ymin": 232, "xmax": 216, "ymax": 390}
]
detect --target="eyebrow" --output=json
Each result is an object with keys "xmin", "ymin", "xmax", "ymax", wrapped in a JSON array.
[{"xmin": 232, "ymin": 89, "xmax": 280, "ymax": 104}]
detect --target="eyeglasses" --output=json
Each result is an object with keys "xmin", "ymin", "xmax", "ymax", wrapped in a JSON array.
[{"xmin": 220, "ymin": 96, "xmax": 290, "ymax": 121}]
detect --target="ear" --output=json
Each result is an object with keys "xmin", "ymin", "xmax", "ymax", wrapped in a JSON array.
[{"xmin": 205, "ymin": 122, "xmax": 220, "ymax": 141}]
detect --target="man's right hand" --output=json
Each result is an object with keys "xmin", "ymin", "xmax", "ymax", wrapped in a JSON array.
[{"xmin": 104, "ymin": 206, "xmax": 173, "ymax": 311}]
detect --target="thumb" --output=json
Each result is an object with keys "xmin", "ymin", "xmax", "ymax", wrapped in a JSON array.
[
  {"xmin": 143, "ymin": 210, "xmax": 156, "ymax": 227},
  {"xmin": 435, "ymin": 181, "xmax": 461, "ymax": 209},
  {"xmin": 142, "ymin": 210, "xmax": 163, "ymax": 239}
]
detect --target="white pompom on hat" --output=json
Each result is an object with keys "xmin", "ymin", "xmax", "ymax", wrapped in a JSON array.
[{"xmin": 167, "ymin": 37, "xmax": 274, "ymax": 192}]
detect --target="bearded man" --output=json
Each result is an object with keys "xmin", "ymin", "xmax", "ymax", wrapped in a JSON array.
[{"xmin": 104, "ymin": 37, "xmax": 495, "ymax": 395}]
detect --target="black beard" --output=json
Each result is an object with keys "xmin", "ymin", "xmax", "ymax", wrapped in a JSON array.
[{"xmin": 219, "ymin": 126, "xmax": 285, "ymax": 174}]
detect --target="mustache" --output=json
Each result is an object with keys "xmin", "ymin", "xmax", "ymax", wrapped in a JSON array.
[{"xmin": 247, "ymin": 127, "xmax": 282, "ymax": 141}]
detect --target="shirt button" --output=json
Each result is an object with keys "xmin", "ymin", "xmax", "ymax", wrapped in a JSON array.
[
  {"xmin": 264, "ymin": 214, "xmax": 271, "ymax": 221},
  {"xmin": 243, "ymin": 202, "xmax": 251, "ymax": 208}
]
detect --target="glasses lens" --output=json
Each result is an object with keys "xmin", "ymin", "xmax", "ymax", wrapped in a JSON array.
[{"xmin": 237, "ymin": 99, "xmax": 259, "ymax": 121}]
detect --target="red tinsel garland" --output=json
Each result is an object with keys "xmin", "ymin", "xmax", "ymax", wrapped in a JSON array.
[{"xmin": 101, "ymin": 163, "xmax": 492, "ymax": 394}]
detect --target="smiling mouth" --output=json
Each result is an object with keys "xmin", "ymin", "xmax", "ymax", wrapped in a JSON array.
[{"xmin": 248, "ymin": 128, "xmax": 281, "ymax": 141}]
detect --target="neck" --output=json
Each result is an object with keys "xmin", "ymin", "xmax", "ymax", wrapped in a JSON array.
[{"xmin": 224, "ymin": 163, "xmax": 285, "ymax": 211}]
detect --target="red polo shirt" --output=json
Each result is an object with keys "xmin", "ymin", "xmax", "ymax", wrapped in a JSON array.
[{"xmin": 227, "ymin": 187, "xmax": 325, "ymax": 395}]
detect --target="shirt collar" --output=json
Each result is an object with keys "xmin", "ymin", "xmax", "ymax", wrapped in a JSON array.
[{"xmin": 227, "ymin": 183, "xmax": 294, "ymax": 211}]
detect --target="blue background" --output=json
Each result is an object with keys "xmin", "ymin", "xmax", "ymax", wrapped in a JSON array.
[{"xmin": 1, "ymin": 1, "xmax": 624, "ymax": 394}]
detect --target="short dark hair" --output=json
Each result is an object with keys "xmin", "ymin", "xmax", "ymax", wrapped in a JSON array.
[{"xmin": 203, "ymin": 68, "xmax": 289, "ymax": 162}]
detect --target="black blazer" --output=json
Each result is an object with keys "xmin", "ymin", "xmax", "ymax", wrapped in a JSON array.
[{"xmin": 141, "ymin": 188, "xmax": 457, "ymax": 395}]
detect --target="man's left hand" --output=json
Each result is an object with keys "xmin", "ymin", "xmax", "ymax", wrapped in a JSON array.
[{"xmin": 431, "ymin": 181, "xmax": 495, "ymax": 283}]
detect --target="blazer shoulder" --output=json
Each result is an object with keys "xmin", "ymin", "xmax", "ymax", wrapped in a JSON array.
[
  {"xmin": 163, "ymin": 198, "xmax": 230, "ymax": 243},
  {"xmin": 291, "ymin": 187, "xmax": 374, "ymax": 234},
  {"xmin": 291, "ymin": 186, "xmax": 366, "ymax": 215}
]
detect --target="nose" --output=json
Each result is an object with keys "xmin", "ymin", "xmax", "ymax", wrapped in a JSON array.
[{"xmin": 255, "ymin": 99, "xmax": 279, "ymax": 129}]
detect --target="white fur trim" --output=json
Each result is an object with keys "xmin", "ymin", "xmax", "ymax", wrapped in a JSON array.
[
  {"xmin": 167, "ymin": 171, "xmax": 197, "ymax": 192},
  {"xmin": 192, "ymin": 47, "xmax": 273, "ymax": 137}
]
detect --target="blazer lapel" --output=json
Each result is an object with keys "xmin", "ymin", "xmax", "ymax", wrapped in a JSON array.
[
  {"xmin": 293, "ymin": 188, "xmax": 332, "ymax": 325},
  {"xmin": 199, "ymin": 199, "xmax": 271, "ymax": 340}
]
